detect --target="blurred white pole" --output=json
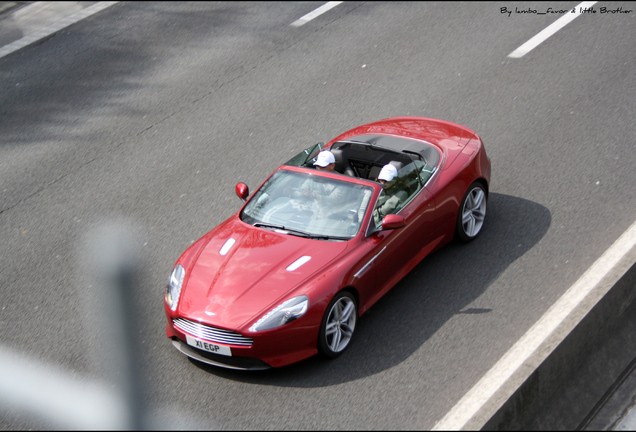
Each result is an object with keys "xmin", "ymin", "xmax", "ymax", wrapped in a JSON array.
[{"xmin": 0, "ymin": 346, "xmax": 127, "ymax": 430}]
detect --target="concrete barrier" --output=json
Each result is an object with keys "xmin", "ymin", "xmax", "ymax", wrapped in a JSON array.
[{"xmin": 483, "ymin": 260, "xmax": 636, "ymax": 430}]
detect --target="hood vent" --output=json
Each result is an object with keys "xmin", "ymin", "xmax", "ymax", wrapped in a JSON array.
[
  {"xmin": 219, "ymin": 238, "xmax": 236, "ymax": 256},
  {"xmin": 286, "ymin": 256, "xmax": 311, "ymax": 272}
]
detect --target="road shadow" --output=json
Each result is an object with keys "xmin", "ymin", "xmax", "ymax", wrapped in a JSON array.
[
  {"xmin": 191, "ymin": 192, "xmax": 552, "ymax": 386},
  {"xmin": 0, "ymin": 3, "xmax": 252, "ymax": 146}
]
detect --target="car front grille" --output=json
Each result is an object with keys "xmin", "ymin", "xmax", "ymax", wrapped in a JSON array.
[{"xmin": 173, "ymin": 318, "xmax": 254, "ymax": 347}]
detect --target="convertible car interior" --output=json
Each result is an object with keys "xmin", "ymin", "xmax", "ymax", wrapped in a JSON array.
[
  {"xmin": 329, "ymin": 135, "xmax": 439, "ymax": 180},
  {"xmin": 286, "ymin": 135, "xmax": 441, "ymax": 226}
]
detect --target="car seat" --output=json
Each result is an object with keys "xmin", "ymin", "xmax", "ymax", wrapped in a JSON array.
[{"xmin": 331, "ymin": 148, "xmax": 356, "ymax": 176}]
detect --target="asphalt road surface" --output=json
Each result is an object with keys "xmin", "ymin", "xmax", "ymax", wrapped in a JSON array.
[{"xmin": 1, "ymin": 1, "xmax": 635, "ymax": 429}]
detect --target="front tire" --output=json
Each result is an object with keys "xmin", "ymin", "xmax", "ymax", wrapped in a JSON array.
[
  {"xmin": 318, "ymin": 291, "xmax": 357, "ymax": 358},
  {"xmin": 455, "ymin": 182, "xmax": 487, "ymax": 243}
]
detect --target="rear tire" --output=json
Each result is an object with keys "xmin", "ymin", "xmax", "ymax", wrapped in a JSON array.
[{"xmin": 455, "ymin": 182, "xmax": 487, "ymax": 243}]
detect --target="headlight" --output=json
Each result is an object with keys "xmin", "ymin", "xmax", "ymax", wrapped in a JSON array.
[
  {"xmin": 249, "ymin": 295, "xmax": 308, "ymax": 332},
  {"xmin": 165, "ymin": 264, "xmax": 185, "ymax": 311}
]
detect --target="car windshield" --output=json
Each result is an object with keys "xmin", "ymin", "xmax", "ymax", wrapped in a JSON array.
[{"xmin": 241, "ymin": 169, "xmax": 374, "ymax": 240}]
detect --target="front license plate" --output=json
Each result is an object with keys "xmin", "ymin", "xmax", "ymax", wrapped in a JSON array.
[{"xmin": 186, "ymin": 335, "xmax": 232, "ymax": 357}]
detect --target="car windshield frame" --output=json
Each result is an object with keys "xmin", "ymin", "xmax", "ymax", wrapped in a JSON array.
[{"xmin": 240, "ymin": 168, "xmax": 375, "ymax": 240}]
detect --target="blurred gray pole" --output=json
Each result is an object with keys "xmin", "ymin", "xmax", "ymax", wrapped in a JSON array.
[{"xmin": 89, "ymin": 221, "xmax": 145, "ymax": 430}]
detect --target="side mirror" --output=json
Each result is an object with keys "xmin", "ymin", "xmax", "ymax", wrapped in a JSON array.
[
  {"xmin": 381, "ymin": 214, "xmax": 405, "ymax": 230},
  {"xmin": 235, "ymin": 182, "xmax": 249, "ymax": 201}
]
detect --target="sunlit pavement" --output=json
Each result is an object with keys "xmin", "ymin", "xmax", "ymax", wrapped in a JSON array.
[{"xmin": 0, "ymin": 2, "xmax": 96, "ymax": 48}]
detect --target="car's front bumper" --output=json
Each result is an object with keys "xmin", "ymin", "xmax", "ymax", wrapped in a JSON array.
[
  {"xmin": 165, "ymin": 316, "xmax": 320, "ymax": 369},
  {"xmin": 170, "ymin": 337, "xmax": 271, "ymax": 370}
]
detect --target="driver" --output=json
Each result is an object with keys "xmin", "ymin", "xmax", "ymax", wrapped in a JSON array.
[
  {"xmin": 313, "ymin": 150, "xmax": 336, "ymax": 172},
  {"xmin": 299, "ymin": 151, "xmax": 343, "ymax": 203}
]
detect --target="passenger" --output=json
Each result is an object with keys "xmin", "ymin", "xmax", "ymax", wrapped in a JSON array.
[
  {"xmin": 377, "ymin": 163, "xmax": 398, "ymax": 185},
  {"xmin": 374, "ymin": 163, "xmax": 407, "ymax": 222}
]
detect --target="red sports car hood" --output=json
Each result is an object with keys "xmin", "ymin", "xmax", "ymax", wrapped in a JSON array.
[{"xmin": 178, "ymin": 217, "xmax": 348, "ymax": 330}]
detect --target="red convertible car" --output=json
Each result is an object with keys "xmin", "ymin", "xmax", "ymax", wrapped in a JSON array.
[{"xmin": 165, "ymin": 117, "xmax": 491, "ymax": 370}]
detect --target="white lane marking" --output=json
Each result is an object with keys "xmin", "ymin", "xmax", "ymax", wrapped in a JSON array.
[
  {"xmin": 290, "ymin": 1, "xmax": 343, "ymax": 27},
  {"xmin": 0, "ymin": 2, "xmax": 119, "ymax": 60},
  {"xmin": 508, "ymin": 1, "xmax": 597, "ymax": 58},
  {"xmin": 433, "ymin": 218, "xmax": 636, "ymax": 430}
]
